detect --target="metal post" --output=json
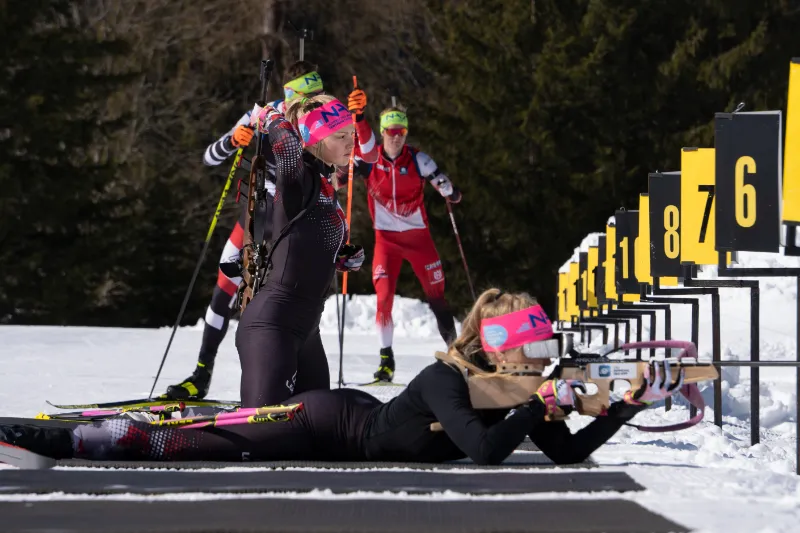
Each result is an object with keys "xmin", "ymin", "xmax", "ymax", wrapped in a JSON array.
[
  {"xmin": 751, "ymin": 285, "xmax": 760, "ymax": 445},
  {"xmin": 712, "ymin": 291, "xmax": 722, "ymax": 427},
  {"xmin": 684, "ymin": 260, "xmax": 760, "ymax": 444}
]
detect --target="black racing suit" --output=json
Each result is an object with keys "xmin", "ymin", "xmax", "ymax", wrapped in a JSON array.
[
  {"xmin": 66, "ymin": 360, "xmax": 643, "ymax": 465},
  {"xmin": 234, "ymin": 117, "xmax": 347, "ymax": 408}
]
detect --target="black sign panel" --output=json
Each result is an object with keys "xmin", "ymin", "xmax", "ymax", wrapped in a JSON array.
[
  {"xmin": 578, "ymin": 252, "xmax": 588, "ymax": 310},
  {"xmin": 595, "ymin": 235, "xmax": 607, "ymax": 304},
  {"xmin": 614, "ymin": 210, "xmax": 639, "ymax": 295},
  {"xmin": 715, "ymin": 111, "xmax": 782, "ymax": 252},
  {"xmin": 648, "ymin": 172, "xmax": 682, "ymax": 277}
]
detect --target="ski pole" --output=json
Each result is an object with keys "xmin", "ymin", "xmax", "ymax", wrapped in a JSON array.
[
  {"xmin": 342, "ymin": 75, "xmax": 358, "ymax": 295},
  {"xmin": 150, "ymin": 403, "xmax": 303, "ymax": 428},
  {"xmin": 180, "ymin": 412, "xmax": 295, "ymax": 429},
  {"xmin": 334, "ymin": 273, "xmax": 344, "ymax": 388},
  {"xmin": 338, "ymin": 75, "xmax": 359, "ymax": 388},
  {"xmin": 148, "ymin": 149, "xmax": 246, "ymax": 399},
  {"xmin": 446, "ymin": 199, "xmax": 476, "ymax": 301}
]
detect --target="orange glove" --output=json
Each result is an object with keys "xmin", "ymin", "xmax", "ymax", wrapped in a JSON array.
[
  {"xmin": 347, "ymin": 88, "xmax": 367, "ymax": 115},
  {"xmin": 231, "ymin": 125, "xmax": 255, "ymax": 147}
]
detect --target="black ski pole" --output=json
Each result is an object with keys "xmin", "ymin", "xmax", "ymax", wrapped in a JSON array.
[
  {"xmin": 446, "ymin": 199, "xmax": 476, "ymax": 301},
  {"xmin": 148, "ymin": 149, "xmax": 245, "ymax": 399},
  {"xmin": 334, "ymin": 273, "xmax": 344, "ymax": 388},
  {"xmin": 149, "ymin": 58, "xmax": 273, "ymax": 399},
  {"xmin": 338, "ymin": 289, "xmax": 347, "ymax": 387}
]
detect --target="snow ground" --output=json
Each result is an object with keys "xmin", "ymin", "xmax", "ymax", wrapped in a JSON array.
[{"xmin": 1, "ymin": 251, "xmax": 800, "ymax": 532}]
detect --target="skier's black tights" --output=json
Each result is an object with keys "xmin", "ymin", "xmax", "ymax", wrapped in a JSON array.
[
  {"xmin": 73, "ymin": 388, "xmax": 381, "ymax": 462},
  {"xmin": 235, "ymin": 280, "xmax": 330, "ymax": 407}
]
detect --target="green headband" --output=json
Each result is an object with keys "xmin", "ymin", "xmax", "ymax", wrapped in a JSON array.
[
  {"xmin": 380, "ymin": 110, "xmax": 408, "ymax": 132},
  {"xmin": 283, "ymin": 71, "xmax": 324, "ymax": 102}
]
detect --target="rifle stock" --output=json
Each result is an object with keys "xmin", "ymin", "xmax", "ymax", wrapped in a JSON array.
[
  {"xmin": 429, "ymin": 350, "xmax": 719, "ymax": 431},
  {"xmin": 239, "ymin": 59, "xmax": 275, "ymax": 313}
]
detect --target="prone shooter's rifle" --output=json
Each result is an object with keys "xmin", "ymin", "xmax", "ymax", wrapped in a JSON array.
[
  {"xmin": 433, "ymin": 337, "xmax": 718, "ymax": 433},
  {"xmin": 239, "ymin": 59, "xmax": 275, "ymax": 313}
]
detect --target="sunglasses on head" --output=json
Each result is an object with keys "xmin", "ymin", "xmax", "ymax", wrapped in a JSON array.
[{"xmin": 384, "ymin": 127, "xmax": 408, "ymax": 137}]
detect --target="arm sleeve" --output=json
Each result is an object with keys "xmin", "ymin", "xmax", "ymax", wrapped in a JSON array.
[
  {"xmin": 267, "ymin": 114, "xmax": 306, "ymax": 218},
  {"xmin": 527, "ymin": 401, "xmax": 643, "ymax": 465},
  {"xmin": 421, "ymin": 366, "xmax": 543, "ymax": 465},
  {"xmin": 414, "ymin": 151, "xmax": 446, "ymax": 182},
  {"xmin": 203, "ymin": 112, "xmax": 251, "ymax": 166},
  {"xmin": 354, "ymin": 116, "xmax": 378, "ymax": 164}
]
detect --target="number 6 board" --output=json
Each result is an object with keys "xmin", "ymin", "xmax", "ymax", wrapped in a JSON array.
[{"xmin": 714, "ymin": 111, "xmax": 782, "ymax": 253}]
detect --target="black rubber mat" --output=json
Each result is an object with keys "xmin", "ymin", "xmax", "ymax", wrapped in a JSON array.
[
  {"xmin": 57, "ymin": 451, "xmax": 594, "ymax": 470},
  {"xmin": 0, "ymin": 499, "xmax": 689, "ymax": 532},
  {"xmin": 0, "ymin": 469, "xmax": 640, "ymax": 495}
]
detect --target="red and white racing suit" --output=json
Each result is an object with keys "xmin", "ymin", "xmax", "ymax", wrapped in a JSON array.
[{"xmin": 353, "ymin": 145, "xmax": 457, "ymax": 348}]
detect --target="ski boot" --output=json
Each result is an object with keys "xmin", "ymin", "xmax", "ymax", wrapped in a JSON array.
[
  {"xmin": 0, "ymin": 424, "xmax": 74, "ymax": 459},
  {"xmin": 163, "ymin": 362, "xmax": 213, "ymax": 400},
  {"xmin": 373, "ymin": 347, "xmax": 395, "ymax": 382}
]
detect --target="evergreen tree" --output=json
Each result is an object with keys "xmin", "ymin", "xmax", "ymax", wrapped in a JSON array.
[{"xmin": 0, "ymin": 1, "xmax": 133, "ymax": 324}]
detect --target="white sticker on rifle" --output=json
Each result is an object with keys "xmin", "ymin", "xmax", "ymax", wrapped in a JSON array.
[{"xmin": 589, "ymin": 363, "xmax": 638, "ymax": 380}]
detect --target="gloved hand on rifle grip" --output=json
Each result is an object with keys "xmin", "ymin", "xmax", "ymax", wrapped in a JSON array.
[
  {"xmin": 531, "ymin": 378, "xmax": 586, "ymax": 418},
  {"xmin": 623, "ymin": 360, "xmax": 685, "ymax": 406},
  {"xmin": 231, "ymin": 125, "xmax": 255, "ymax": 148},
  {"xmin": 335, "ymin": 243, "xmax": 365, "ymax": 273}
]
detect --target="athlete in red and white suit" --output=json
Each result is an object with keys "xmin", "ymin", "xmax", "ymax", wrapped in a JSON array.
[{"xmin": 352, "ymin": 108, "xmax": 461, "ymax": 381}]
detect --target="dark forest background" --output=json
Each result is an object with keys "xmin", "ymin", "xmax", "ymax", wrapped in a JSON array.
[{"xmin": 1, "ymin": 0, "xmax": 798, "ymax": 326}]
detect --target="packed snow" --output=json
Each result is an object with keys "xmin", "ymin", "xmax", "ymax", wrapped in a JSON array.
[{"xmin": 1, "ymin": 248, "xmax": 799, "ymax": 531}]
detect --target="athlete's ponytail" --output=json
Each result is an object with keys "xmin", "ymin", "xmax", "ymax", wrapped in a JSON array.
[{"xmin": 447, "ymin": 289, "xmax": 539, "ymax": 372}]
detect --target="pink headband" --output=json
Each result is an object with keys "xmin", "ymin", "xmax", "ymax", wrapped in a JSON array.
[
  {"xmin": 296, "ymin": 99, "xmax": 351, "ymax": 147},
  {"xmin": 480, "ymin": 305, "xmax": 554, "ymax": 353}
]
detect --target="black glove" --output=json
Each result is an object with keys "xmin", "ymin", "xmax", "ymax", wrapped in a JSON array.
[{"xmin": 335, "ymin": 243, "xmax": 365, "ymax": 272}]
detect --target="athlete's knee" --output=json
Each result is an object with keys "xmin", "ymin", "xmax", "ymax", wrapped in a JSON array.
[
  {"xmin": 423, "ymin": 283, "xmax": 446, "ymax": 301},
  {"xmin": 229, "ymin": 222, "xmax": 245, "ymax": 248},
  {"xmin": 216, "ymin": 269, "xmax": 240, "ymax": 296},
  {"xmin": 428, "ymin": 297, "xmax": 452, "ymax": 317},
  {"xmin": 375, "ymin": 290, "xmax": 395, "ymax": 318}
]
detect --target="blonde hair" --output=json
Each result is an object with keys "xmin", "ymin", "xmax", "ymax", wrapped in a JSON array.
[
  {"xmin": 285, "ymin": 93, "xmax": 346, "ymax": 188},
  {"xmin": 447, "ymin": 288, "xmax": 539, "ymax": 372}
]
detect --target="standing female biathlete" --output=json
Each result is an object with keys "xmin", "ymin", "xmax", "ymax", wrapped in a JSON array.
[
  {"xmin": 233, "ymin": 90, "xmax": 377, "ymax": 408},
  {"xmin": 2, "ymin": 289, "xmax": 687, "ymax": 465},
  {"xmin": 163, "ymin": 62, "xmax": 377, "ymax": 400},
  {"xmin": 351, "ymin": 107, "xmax": 462, "ymax": 382}
]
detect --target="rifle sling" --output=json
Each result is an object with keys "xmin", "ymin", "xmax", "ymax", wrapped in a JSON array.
[{"xmin": 255, "ymin": 162, "xmax": 323, "ymax": 291}]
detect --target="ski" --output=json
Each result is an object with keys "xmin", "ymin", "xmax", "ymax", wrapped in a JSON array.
[
  {"xmin": 46, "ymin": 397, "xmax": 240, "ymax": 410},
  {"xmin": 39, "ymin": 402, "xmax": 187, "ymax": 420},
  {"xmin": 0, "ymin": 442, "xmax": 56, "ymax": 470},
  {"xmin": 350, "ymin": 380, "xmax": 406, "ymax": 387}
]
